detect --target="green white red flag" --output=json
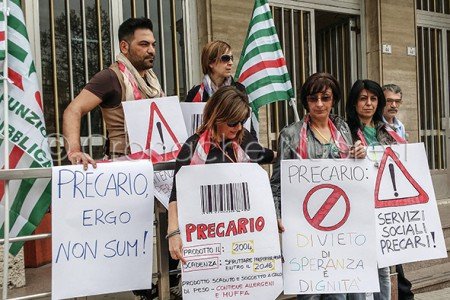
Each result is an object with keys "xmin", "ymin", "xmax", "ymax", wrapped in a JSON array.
[
  {"xmin": 0, "ymin": 0, "xmax": 52, "ymax": 255},
  {"xmin": 235, "ymin": 0, "xmax": 294, "ymax": 119}
]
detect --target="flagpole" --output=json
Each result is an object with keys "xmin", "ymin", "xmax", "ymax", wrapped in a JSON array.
[
  {"xmin": 2, "ymin": 0, "xmax": 10, "ymax": 298},
  {"xmin": 289, "ymin": 98, "xmax": 300, "ymax": 122}
]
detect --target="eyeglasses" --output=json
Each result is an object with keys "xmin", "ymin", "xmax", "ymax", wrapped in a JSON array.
[
  {"xmin": 220, "ymin": 54, "xmax": 234, "ymax": 63},
  {"xmin": 227, "ymin": 118, "xmax": 248, "ymax": 127},
  {"xmin": 306, "ymin": 94, "xmax": 333, "ymax": 103},
  {"xmin": 386, "ymin": 98, "xmax": 402, "ymax": 104}
]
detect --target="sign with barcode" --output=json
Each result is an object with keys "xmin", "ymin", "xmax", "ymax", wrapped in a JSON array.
[
  {"xmin": 200, "ymin": 182, "xmax": 250, "ymax": 214},
  {"xmin": 176, "ymin": 163, "xmax": 282, "ymax": 300},
  {"xmin": 180, "ymin": 102, "xmax": 207, "ymax": 136},
  {"xmin": 180, "ymin": 103, "xmax": 251, "ymax": 137},
  {"xmin": 190, "ymin": 113, "xmax": 203, "ymax": 136}
]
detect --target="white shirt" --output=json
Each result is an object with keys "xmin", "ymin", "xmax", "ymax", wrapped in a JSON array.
[{"xmin": 382, "ymin": 116, "xmax": 406, "ymax": 139}]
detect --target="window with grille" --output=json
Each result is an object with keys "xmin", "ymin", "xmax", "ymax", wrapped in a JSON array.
[
  {"xmin": 417, "ymin": 0, "xmax": 450, "ymax": 14},
  {"xmin": 416, "ymin": 26, "xmax": 448, "ymax": 170},
  {"xmin": 266, "ymin": 5, "xmax": 360, "ymax": 153}
]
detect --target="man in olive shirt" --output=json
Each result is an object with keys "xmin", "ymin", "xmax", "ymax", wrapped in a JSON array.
[{"xmin": 63, "ymin": 17, "xmax": 163, "ymax": 170}]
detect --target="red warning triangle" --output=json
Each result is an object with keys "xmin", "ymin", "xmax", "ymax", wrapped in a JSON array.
[
  {"xmin": 145, "ymin": 102, "xmax": 182, "ymax": 163},
  {"xmin": 374, "ymin": 147, "xmax": 428, "ymax": 208}
]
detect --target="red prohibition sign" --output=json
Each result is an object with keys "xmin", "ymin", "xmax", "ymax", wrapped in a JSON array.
[{"xmin": 303, "ymin": 183, "xmax": 350, "ymax": 231}]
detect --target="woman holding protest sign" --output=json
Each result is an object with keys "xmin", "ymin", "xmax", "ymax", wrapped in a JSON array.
[
  {"xmin": 270, "ymin": 72, "xmax": 365, "ymax": 300},
  {"xmin": 345, "ymin": 79, "xmax": 406, "ymax": 300},
  {"xmin": 167, "ymin": 86, "xmax": 274, "ymax": 262}
]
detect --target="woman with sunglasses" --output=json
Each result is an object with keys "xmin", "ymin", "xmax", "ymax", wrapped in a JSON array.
[
  {"xmin": 185, "ymin": 40, "xmax": 240, "ymax": 103},
  {"xmin": 345, "ymin": 79, "xmax": 406, "ymax": 300},
  {"xmin": 167, "ymin": 86, "xmax": 274, "ymax": 262},
  {"xmin": 270, "ymin": 72, "xmax": 365, "ymax": 300}
]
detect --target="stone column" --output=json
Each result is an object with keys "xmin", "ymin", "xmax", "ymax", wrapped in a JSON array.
[
  {"xmin": 364, "ymin": 0, "xmax": 418, "ymax": 142},
  {"xmin": 0, "ymin": 247, "xmax": 26, "ymax": 289}
]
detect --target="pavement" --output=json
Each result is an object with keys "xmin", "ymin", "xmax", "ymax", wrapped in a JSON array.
[
  {"xmin": 414, "ymin": 287, "xmax": 450, "ymax": 300},
  {"xmin": 5, "ymin": 262, "xmax": 450, "ymax": 300}
]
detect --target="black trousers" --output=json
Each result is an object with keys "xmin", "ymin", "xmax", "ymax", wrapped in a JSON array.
[{"xmin": 396, "ymin": 264, "xmax": 414, "ymax": 300}]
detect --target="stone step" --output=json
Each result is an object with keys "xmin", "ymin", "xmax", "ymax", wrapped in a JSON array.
[
  {"xmin": 401, "ymin": 202, "xmax": 450, "ymax": 275},
  {"xmin": 403, "ymin": 255, "xmax": 450, "ymax": 272},
  {"xmin": 437, "ymin": 202, "xmax": 450, "ymax": 229},
  {"xmin": 397, "ymin": 201, "xmax": 450, "ymax": 294},
  {"xmin": 408, "ymin": 261, "xmax": 450, "ymax": 293}
]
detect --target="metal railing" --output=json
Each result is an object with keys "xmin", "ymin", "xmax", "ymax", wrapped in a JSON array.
[{"xmin": 0, "ymin": 161, "xmax": 176, "ymax": 300}]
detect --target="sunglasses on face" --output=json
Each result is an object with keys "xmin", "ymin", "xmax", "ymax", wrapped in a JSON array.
[
  {"xmin": 306, "ymin": 94, "xmax": 333, "ymax": 103},
  {"xmin": 227, "ymin": 118, "xmax": 248, "ymax": 127},
  {"xmin": 220, "ymin": 54, "xmax": 234, "ymax": 63}
]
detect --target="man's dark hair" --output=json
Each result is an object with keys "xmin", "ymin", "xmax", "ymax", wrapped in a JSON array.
[{"xmin": 118, "ymin": 18, "xmax": 153, "ymax": 42}]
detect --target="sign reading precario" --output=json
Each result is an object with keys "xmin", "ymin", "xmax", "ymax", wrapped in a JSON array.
[
  {"xmin": 51, "ymin": 161, "xmax": 154, "ymax": 299},
  {"xmin": 368, "ymin": 143, "xmax": 447, "ymax": 267},
  {"xmin": 176, "ymin": 163, "xmax": 283, "ymax": 300},
  {"xmin": 281, "ymin": 159, "xmax": 380, "ymax": 295}
]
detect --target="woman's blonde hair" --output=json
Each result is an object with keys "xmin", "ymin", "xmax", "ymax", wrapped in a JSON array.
[
  {"xmin": 197, "ymin": 86, "xmax": 250, "ymax": 143},
  {"xmin": 201, "ymin": 40, "xmax": 231, "ymax": 75}
]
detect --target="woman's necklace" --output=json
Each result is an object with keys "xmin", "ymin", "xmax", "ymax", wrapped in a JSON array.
[
  {"xmin": 215, "ymin": 142, "xmax": 237, "ymax": 163},
  {"xmin": 311, "ymin": 124, "xmax": 332, "ymax": 143},
  {"xmin": 363, "ymin": 120, "xmax": 375, "ymax": 128}
]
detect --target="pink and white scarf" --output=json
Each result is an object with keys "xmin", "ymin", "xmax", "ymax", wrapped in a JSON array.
[
  {"xmin": 296, "ymin": 115, "xmax": 349, "ymax": 159},
  {"xmin": 190, "ymin": 130, "xmax": 250, "ymax": 165},
  {"xmin": 356, "ymin": 124, "xmax": 407, "ymax": 146}
]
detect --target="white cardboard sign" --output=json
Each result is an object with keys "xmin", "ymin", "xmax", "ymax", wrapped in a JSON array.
[
  {"xmin": 367, "ymin": 143, "xmax": 447, "ymax": 267},
  {"xmin": 122, "ymin": 96, "xmax": 188, "ymax": 161},
  {"xmin": 153, "ymin": 169, "xmax": 174, "ymax": 208},
  {"xmin": 281, "ymin": 159, "xmax": 379, "ymax": 295},
  {"xmin": 176, "ymin": 163, "xmax": 283, "ymax": 300},
  {"xmin": 180, "ymin": 102, "xmax": 251, "ymax": 137},
  {"xmin": 51, "ymin": 161, "xmax": 154, "ymax": 299},
  {"xmin": 123, "ymin": 96, "xmax": 188, "ymax": 207},
  {"xmin": 180, "ymin": 102, "xmax": 207, "ymax": 136}
]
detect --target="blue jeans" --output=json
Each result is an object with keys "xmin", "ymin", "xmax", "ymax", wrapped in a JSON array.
[
  {"xmin": 297, "ymin": 294, "xmax": 347, "ymax": 300},
  {"xmin": 347, "ymin": 267, "xmax": 391, "ymax": 300}
]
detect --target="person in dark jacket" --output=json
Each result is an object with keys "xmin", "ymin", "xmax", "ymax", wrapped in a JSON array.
[
  {"xmin": 185, "ymin": 40, "xmax": 259, "ymax": 138},
  {"xmin": 185, "ymin": 40, "xmax": 242, "ymax": 102},
  {"xmin": 168, "ymin": 86, "xmax": 274, "ymax": 262}
]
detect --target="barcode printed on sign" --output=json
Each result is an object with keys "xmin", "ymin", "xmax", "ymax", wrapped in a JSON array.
[
  {"xmin": 200, "ymin": 182, "xmax": 250, "ymax": 214},
  {"xmin": 190, "ymin": 114, "xmax": 203, "ymax": 135}
]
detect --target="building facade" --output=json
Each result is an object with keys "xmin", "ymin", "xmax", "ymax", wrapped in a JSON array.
[{"xmin": 23, "ymin": 0, "xmax": 450, "ymax": 200}]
